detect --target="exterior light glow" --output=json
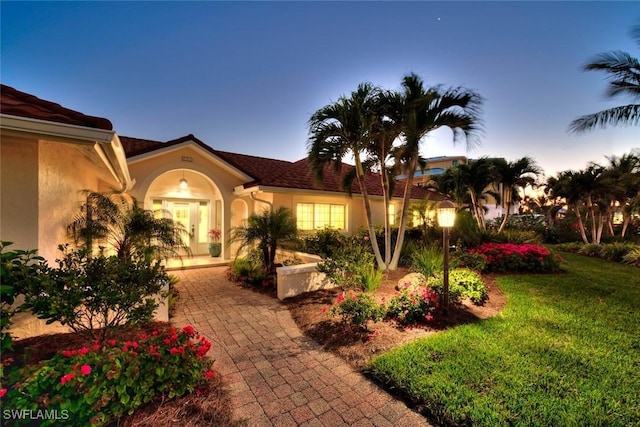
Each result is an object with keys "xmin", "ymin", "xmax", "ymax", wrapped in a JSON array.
[
  {"xmin": 437, "ymin": 199, "xmax": 456, "ymax": 314},
  {"xmin": 179, "ymin": 170, "xmax": 188, "ymax": 190},
  {"xmin": 436, "ymin": 200, "xmax": 456, "ymax": 228}
]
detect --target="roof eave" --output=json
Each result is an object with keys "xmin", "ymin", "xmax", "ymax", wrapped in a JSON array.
[{"xmin": 1, "ymin": 114, "xmax": 132, "ymax": 191}]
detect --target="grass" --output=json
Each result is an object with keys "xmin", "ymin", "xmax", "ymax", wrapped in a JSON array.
[{"xmin": 366, "ymin": 252, "xmax": 640, "ymax": 427}]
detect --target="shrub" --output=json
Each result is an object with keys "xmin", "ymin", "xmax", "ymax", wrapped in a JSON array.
[
  {"xmin": 554, "ymin": 242, "xmax": 583, "ymax": 253},
  {"xmin": 598, "ymin": 242, "xmax": 635, "ymax": 263},
  {"xmin": 299, "ymin": 228, "xmax": 345, "ymax": 258},
  {"xmin": 357, "ymin": 265, "xmax": 383, "ymax": 293},
  {"xmin": 226, "ymin": 256, "xmax": 272, "ymax": 288},
  {"xmin": 2, "ymin": 324, "xmax": 214, "ymax": 426},
  {"xmin": 386, "ymin": 283, "xmax": 439, "ymax": 325},
  {"xmin": 578, "ymin": 243, "xmax": 603, "ymax": 257},
  {"xmin": 329, "ymin": 292, "xmax": 385, "ymax": 329},
  {"xmin": 468, "ymin": 242, "xmax": 561, "ymax": 273},
  {"xmin": 484, "ymin": 229, "xmax": 541, "ymax": 244},
  {"xmin": 21, "ymin": 246, "xmax": 168, "ymax": 342},
  {"xmin": 622, "ymin": 248, "xmax": 640, "ymax": 267},
  {"xmin": 450, "ymin": 251, "xmax": 488, "ymax": 272},
  {"xmin": 410, "ymin": 244, "xmax": 443, "ymax": 279},
  {"xmin": 450, "ymin": 211, "xmax": 482, "ymax": 249},
  {"xmin": 316, "ymin": 234, "xmax": 374, "ymax": 289},
  {"xmin": 428, "ymin": 268, "xmax": 487, "ymax": 304},
  {"xmin": 0, "ymin": 242, "xmax": 47, "ymax": 352}
]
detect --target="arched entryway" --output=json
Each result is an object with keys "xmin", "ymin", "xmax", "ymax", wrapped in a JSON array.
[{"xmin": 144, "ymin": 169, "xmax": 223, "ymax": 256}]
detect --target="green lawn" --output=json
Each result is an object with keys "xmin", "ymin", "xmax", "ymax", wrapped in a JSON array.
[{"xmin": 366, "ymin": 252, "xmax": 640, "ymax": 427}]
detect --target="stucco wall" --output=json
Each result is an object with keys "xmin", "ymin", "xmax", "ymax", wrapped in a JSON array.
[
  {"xmin": 38, "ymin": 140, "xmax": 102, "ymax": 262},
  {"xmin": 0, "ymin": 135, "xmax": 39, "ymax": 252}
]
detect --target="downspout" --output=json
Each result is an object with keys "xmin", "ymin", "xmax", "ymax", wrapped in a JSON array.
[{"xmin": 250, "ymin": 191, "xmax": 273, "ymax": 210}]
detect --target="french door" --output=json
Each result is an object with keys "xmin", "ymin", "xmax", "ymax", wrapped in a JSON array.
[{"xmin": 153, "ymin": 199, "xmax": 211, "ymax": 255}]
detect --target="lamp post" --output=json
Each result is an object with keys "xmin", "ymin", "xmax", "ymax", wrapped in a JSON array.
[{"xmin": 437, "ymin": 200, "xmax": 456, "ymax": 314}]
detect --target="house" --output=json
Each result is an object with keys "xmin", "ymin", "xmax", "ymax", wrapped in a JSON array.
[
  {"xmin": 121, "ymin": 134, "xmax": 445, "ymax": 259},
  {"xmin": 0, "ymin": 84, "xmax": 131, "ymax": 263},
  {"xmin": 1, "ymin": 84, "xmax": 444, "ymax": 263}
]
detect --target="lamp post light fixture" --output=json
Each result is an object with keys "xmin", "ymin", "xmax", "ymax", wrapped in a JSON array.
[{"xmin": 437, "ymin": 200, "xmax": 456, "ymax": 313}]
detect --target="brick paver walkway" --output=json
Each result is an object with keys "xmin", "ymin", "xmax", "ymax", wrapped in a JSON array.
[{"xmin": 171, "ymin": 267, "xmax": 431, "ymax": 427}]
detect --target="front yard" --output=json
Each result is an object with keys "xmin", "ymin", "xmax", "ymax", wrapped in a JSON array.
[{"xmin": 288, "ymin": 251, "xmax": 640, "ymax": 426}]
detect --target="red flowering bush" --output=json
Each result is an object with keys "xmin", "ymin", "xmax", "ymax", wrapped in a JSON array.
[
  {"xmin": 386, "ymin": 282, "xmax": 440, "ymax": 326},
  {"xmin": 1, "ymin": 324, "xmax": 214, "ymax": 426},
  {"xmin": 468, "ymin": 243, "xmax": 561, "ymax": 273}
]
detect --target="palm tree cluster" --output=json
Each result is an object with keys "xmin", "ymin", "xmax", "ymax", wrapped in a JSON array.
[
  {"xmin": 545, "ymin": 150, "xmax": 640, "ymax": 243},
  {"xmin": 435, "ymin": 156, "xmax": 541, "ymax": 233},
  {"xmin": 308, "ymin": 73, "xmax": 484, "ymax": 271}
]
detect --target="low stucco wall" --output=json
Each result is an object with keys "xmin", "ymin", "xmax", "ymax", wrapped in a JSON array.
[{"xmin": 276, "ymin": 262, "xmax": 336, "ymax": 300}]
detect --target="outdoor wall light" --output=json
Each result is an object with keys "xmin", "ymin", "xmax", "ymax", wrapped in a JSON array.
[{"xmin": 437, "ymin": 200, "xmax": 456, "ymax": 313}]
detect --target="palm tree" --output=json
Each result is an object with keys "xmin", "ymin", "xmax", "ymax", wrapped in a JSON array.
[
  {"xmin": 229, "ymin": 207, "xmax": 297, "ymax": 276},
  {"xmin": 601, "ymin": 151, "xmax": 640, "ymax": 236},
  {"xmin": 368, "ymin": 89, "xmax": 404, "ymax": 266},
  {"xmin": 308, "ymin": 82, "xmax": 387, "ymax": 269},
  {"xmin": 569, "ymin": 24, "xmax": 640, "ymax": 133},
  {"xmin": 491, "ymin": 157, "xmax": 541, "ymax": 233},
  {"xmin": 68, "ymin": 192, "xmax": 190, "ymax": 261},
  {"xmin": 389, "ymin": 74, "xmax": 483, "ymax": 270},
  {"xmin": 457, "ymin": 158, "xmax": 498, "ymax": 232},
  {"xmin": 546, "ymin": 171, "xmax": 590, "ymax": 243}
]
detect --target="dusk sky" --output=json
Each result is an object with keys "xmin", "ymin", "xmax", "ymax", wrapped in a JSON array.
[{"xmin": 2, "ymin": 1, "xmax": 639, "ymax": 178}]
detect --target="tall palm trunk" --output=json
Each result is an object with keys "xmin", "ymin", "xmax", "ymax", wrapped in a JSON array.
[
  {"xmin": 498, "ymin": 188, "xmax": 512, "ymax": 233},
  {"xmin": 389, "ymin": 157, "xmax": 417, "ymax": 270},
  {"xmin": 354, "ymin": 153, "xmax": 385, "ymax": 269},
  {"xmin": 575, "ymin": 204, "xmax": 589, "ymax": 244}
]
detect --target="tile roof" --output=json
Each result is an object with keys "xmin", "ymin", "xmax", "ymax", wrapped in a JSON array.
[
  {"xmin": 119, "ymin": 134, "xmax": 442, "ymax": 200},
  {"xmin": 0, "ymin": 84, "xmax": 113, "ymax": 130}
]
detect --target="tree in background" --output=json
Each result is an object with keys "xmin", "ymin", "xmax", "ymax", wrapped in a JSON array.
[{"xmin": 491, "ymin": 157, "xmax": 541, "ymax": 233}]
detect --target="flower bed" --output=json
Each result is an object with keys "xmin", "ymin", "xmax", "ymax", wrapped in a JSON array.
[
  {"xmin": 1, "ymin": 324, "xmax": 214, "ymax": 426},
  {"xmin": 468, "ymin": 242, "xmax": 562, "ymax": 273}
]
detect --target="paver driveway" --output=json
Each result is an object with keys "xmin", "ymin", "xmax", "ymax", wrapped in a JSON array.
[{"xmin": 171, "ymin": 267, "xmax": 431, "ymax": 427}]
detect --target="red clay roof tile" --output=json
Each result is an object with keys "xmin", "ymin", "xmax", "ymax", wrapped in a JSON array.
[{"xmin": 1, "ymin": 84, "xmax": 113, "ymax": 130}]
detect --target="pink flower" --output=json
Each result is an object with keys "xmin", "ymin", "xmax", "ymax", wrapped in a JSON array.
[
  {"xmin": 80, "ymin": 365, "xmax": 92, "ymax": 376},
  {"xmin": 321, "ymin": 306, "xmax": 328, "ymax": 314},
  {"xmin": 182, "ymin": 325, "xmax": 196, "ymax": 336},
  {"xmin": 62, "ymin": 350, "xmax": 77, "ymax": 357},
  {"xmin": 363, "ymin": 236, "xmax": 370, "ymax": 241},
  {"xmin": 78, "ymin": 347, "xmax": 90, "ymax": 356},
  {"xmin": 0, "ymin": 388, "xmax": 7, "ymax": 398},
  {"xmin": 60, "ymin": 373, "xmax": 75, "ymax": 385},
  {"xmin": 205, "ymin": 370, "xmax": 216, "ymax": 379},
  {"xmin": 107, "ymin": 339, "xmax": 117, "ymax": 346}
]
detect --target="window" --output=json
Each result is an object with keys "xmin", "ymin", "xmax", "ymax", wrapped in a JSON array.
[
  {"xmin": 452, "ymin": 160, "xmax": 459, "ymax": 166},
  {"xmin": 388, "ymin": 204, "xmax": 396, "ymax": 226},
  {"xmin": 296, "ymin": 203, "xmax": 345, "ymax": 230}
]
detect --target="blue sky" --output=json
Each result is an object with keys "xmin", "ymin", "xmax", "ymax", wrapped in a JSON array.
[{"xmin": 2, "ymin": 1, "xmax": 639, "ymax": 178}]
